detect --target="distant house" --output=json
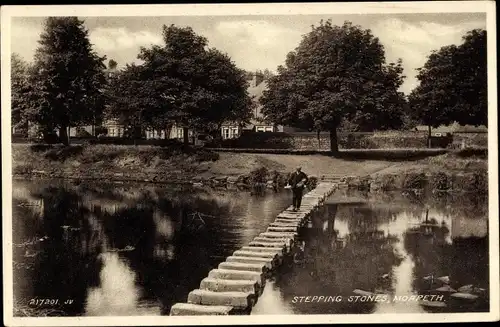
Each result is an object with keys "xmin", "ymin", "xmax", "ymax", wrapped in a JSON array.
[
  {"xmin": 102, "ymin": 118, "xmax": 125, "ymax": 137},
  {"xmin": 221, "ymin": 72, "xmax": 282, "ymax": 139},
  {"xmin": 145, "ymin": 125, "xmax": 194, "ymax": 140},
  {"xmin": 415, "ymin": 123, "xmax": 487, "ymax": 136},
  {"xmin": 101, "ymin": 118, "xmax": 195, "ymax": 140}
]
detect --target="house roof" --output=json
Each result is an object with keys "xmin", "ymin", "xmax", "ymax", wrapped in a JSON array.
[
  {"xmin": 223, "ymin": 80, "xmax": 272, "ymax": 127},
  {"xmin": 248, "ymin": 80, "xmax": 267, "ymax": 101}
]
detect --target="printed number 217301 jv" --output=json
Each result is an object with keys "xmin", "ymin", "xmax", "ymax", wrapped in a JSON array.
[{"xmin": 28, "ymin": 298, "xmax": 74, "ymax": 306}]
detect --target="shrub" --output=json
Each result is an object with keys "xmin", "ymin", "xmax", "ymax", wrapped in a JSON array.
[
  {"xmin": 378, "ymin": 174, "xmax": 397, "ymax": 191},
  {"xmin": 248, "ymin": 167, "xmax": 268, "ymax": 184},
  {"xmin": 431, "ymin": 172, "xmax": 451, "ymax": 191},
  {"xmin": 30, "ymin": 144, "xmax": 54, "ymax": 152},
  {"xmin": 403, "ymin": 172, "xmax": 427, "ymax": 189},
  {"xmin": 465, "ymin": 170, "xmax": 488, "ymax": 195},
  {"xmin": 44, "ymin": 145, "xmax": 84, "ymax": 161},
  {"xmin": 13, "ymin": 165, "xmax": 32, "ymax": 175},
  {"xmin": 454, "ymin": 147, "xmax": 488, "ymax": 159}
]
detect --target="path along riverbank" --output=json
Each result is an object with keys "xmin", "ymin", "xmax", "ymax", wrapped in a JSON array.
[{"xmin": 12, "ymin": 144, "xmax": 487, "ymax": 193}]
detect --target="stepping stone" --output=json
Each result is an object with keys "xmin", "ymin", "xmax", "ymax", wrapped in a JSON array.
[
  {"xmin": 226, "ymin": 256, "xmax": 275, "ymax": 269},
  {"xmin": 260, "ymin": 232, "xmax": 297, "ymax": 239},
  {"xmin": 253, "ymin": 237, "xmax": 293, "ymax": 248},
  {"xmin": 169, "ymin": 303, "xmax": 235, "ymax": 316},
  {"xmin": 208, "ymin": 269, "xmax": 264, "ymax": 286},
  {"xmin": 248, "ymin": 240, "xmax": 290, "ymax": 251},
  {"xmin": 219, "ymin": 261, "xmax": 268, "ymax": 273},
  {"xmin": 267, "ymin": 226, "xmax": 298, "ymax": 233},
  {"xmin": 277, "ymin": 214, "xmax": 306, "ymax": 219},
  {"xmin": 278, "ymin": 212, "xmax": 305, "ymax": 217},
  {"xmin": 275, "ymin": 219, "xmax": 303, "ymax": 224},
  {"xmin": 275, "ymin": 216, "xmax": 303, "ymax": 220},
  {"xmin": 233, "ymin": 250, "xmax": 280, "ymax": 260},
  {"xmin": 269, "ymin": 222, "xmax": 301, "ymax": 227},
  {"xmin": 241, "ymin": 246, "xmax": 284, "ymax": 255},
  {"xmin": 200, "ymin": 277, "xmax": 259, "ymax": 294},
  {"xmin": 187, "ymin": 289, "xmax": 254, "ymax": 310}
]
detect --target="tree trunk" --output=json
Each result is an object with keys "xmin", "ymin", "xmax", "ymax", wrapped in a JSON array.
[
  {"xmin": 183, "ymin": 127, "xmax": 189, "ymax": 145},
  {"xmin": 317, "ymin": 130, "xmax": 321, "ymax": 149},
  {"xmin": 427, "ymin": 125, "xmax": 432, "ymax": 148},
  {"xmin": 59, "ymin": 126, "xmax": 69, "ymax": 146},
  {"xmin": 329, "ymin": 127, "xmax": 339, "ymax": 155}
]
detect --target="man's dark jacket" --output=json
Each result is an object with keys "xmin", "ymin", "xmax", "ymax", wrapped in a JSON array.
[{"xmin": 288, "ymin": 171, "xmax": 308, "ymax": 189}]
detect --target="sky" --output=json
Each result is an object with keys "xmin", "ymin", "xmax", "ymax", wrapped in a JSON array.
[{"xmin": 10, "ymin": 13, "xmax": 486, "ymax": 95}]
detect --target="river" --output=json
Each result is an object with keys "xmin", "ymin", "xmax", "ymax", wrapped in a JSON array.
[
  {"xmin": 11, "ymin": 179, "xmax": 489, "ymax": 316},
  {"xmin": 252, "ymin": 190, "xmax": 489, "ymax": 314}
]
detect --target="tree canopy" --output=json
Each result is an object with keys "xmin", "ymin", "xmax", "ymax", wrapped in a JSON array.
[
  {"xmin": 408, "ymin": 29, "xmax": 487, "ymax": 128},
  {"xmin": 23, "ymin": 17, "xmax": 107, "ymax": 144},
  {"xmin": 107, "ymin": 24, "xmax": 253, "ymax": 144},
  {"xmin": 260, "ymin": 20, "xmax": 406, "ymax": 153},
  {"xmin": 11, "ymin": 53, "xmax": 31, "ymax": 132}
]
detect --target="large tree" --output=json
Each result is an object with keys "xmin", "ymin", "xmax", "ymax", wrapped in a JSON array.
[
  {"xmin": 105, "ymin": 63, "xmax": 151, "ymax": 139},
  {"xmin": 132, "ymin": 24, "xmax": 252, "ymax": 144},
  {"xmin": 11, "ymin": 53, "xmax": 31, "ymax": 135},
  {"xmin": 260, "ymin": 20, "xmax": 406, "ymax": 153},
  {"xmin": 25, "ymin": 17, "xmax": 107, "ymax": 145},
  {"xmin": 409, "ymin": 29, "xmax": 487, "ymax": 141}
]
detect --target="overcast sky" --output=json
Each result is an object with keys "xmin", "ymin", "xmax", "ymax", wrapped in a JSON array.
[{"xmin": 10, "ymin": 13, "xmax": 486, "ymax": 94}]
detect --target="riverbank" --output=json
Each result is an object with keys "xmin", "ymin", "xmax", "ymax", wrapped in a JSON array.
[{"xmin": 12, "ymin": 144, "xmax": 488, "ymax": 191}]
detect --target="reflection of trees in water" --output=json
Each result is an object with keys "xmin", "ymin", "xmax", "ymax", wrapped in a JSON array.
[
  {"xmin": 12, "ymin": 181, "xmax": 239, "ymax": 315},
  {"xmin": 16, "ymin": 187, "xmax": 103, "ymax": 316},
  {"xmin": 405, "ymin": 232, "xmax": 488, "ymax": 289},
  {"xmin": 403, "ymin": 215, "xmax": 489, "ymax": 312},
  {"xmin": 95, "ymin": 190, "xmax": 236, "ymax": 314},
  {"xmin": 281, "ymin": 193, "xmax": 488, "ymax": 314},
  {"xmin": 361, "ymin": 190, "xmax": 488, "ymax": 222},
  {"xmin": 280, "ymin": 204, "xmax": 403, "ymax": 314}
]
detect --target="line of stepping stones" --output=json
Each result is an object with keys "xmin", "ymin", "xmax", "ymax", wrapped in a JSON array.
[{"xmin": 170, "ymin": 181, "xmax": 338, "ymax": 316}]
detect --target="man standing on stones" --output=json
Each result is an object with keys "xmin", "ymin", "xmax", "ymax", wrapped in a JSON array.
[{"xmin": 288, "ymin": 166, "xmax": 308, "ymax": 211}]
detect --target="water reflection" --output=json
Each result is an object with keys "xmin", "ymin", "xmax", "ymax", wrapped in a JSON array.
[
  {"xmin": 258, "ymin": 190, "xmax": 489, "ymax": 315},
  {"xmin": 85, "ymin": 252, "xmax": 161, "ymax": 316},
  {"xmin": 12, "ymin": 179, "xmax": 291, "ymax": 316}
]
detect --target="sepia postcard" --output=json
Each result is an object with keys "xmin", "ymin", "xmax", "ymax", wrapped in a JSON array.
[{"xmin": 2, "ymin": 1, "xmax": 498, "ymax": 326}]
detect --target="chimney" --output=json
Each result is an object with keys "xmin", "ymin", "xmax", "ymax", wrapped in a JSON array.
[
  {"xmin": 251, "ymin": 72, "xmax": 264, "ymax": 87},
  {"xmin": 251, "ymin": 74, "xmax": 257, "ymax": 87}
]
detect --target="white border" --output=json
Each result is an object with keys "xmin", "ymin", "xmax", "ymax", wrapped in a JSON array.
[{"xmin": 2, "ymin": 2, "xmax": 498, "ymax": 326}]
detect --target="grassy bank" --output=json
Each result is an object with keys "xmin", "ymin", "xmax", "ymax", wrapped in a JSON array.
[
  {"xmin": 12, "ymin": 144, "xmax": 219, "ymax": 182},
  {"xmin": 12, "ymin": 144, "xmax": 487, "ymax": 187}
]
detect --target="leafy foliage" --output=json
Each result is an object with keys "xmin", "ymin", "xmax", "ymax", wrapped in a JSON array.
[
  {"xmin": 11, "ymin": 53, "xmax": 31, "ymax": 131},
  {"xmin": 408, "ymin": 29, "xmax": 487, "ymax": 128},
  {"xmin": 23, "ymin": 17, "xmax": 107, "ymax": 144},
  {"xmin": 260, "ymin": 20, "xmax": 406, "ymax": 153},
  {"xmin": 106, "ymin": 25, "xmax": 253, "ymax": 143},
  {"xmin": 105, "ymin": 63, "xmax": 150, "ymax": 136}
]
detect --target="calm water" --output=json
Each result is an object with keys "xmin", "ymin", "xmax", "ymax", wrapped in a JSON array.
[
  {"xmin": 12, "ymin": 179, "xmax": 292, "ymax": 316},
  {"xmin": 252, "ymin": 190, "xmax": 489, "ymax": 314},
  {"xmin": 12, "ymin": 180, "xmax": 489, "ymax": 316}
]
